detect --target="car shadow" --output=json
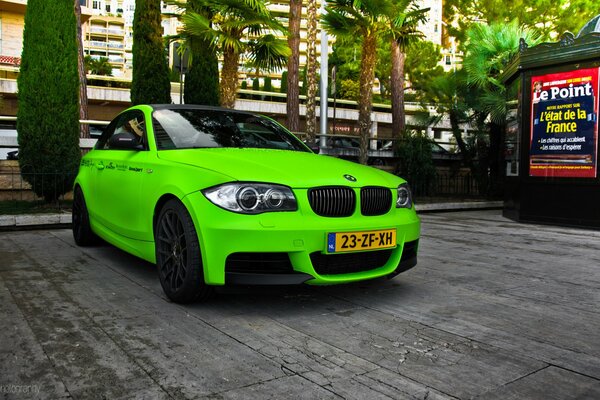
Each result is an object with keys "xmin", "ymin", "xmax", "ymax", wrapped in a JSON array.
[{"xmin": 88, "ymin": 241, "xmax": 415, "ymax": 312}]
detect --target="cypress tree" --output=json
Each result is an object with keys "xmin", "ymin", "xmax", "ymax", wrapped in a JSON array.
[
  {"xmin": 184, "ymin": 0, "xmax": 219, "ymax": 105},
  {"xmin": 131, "ymin": 0, "xmax": 171, "ymax": 105},
  {"xmin": 263, "ymin": 77, "xmax": 273, "ymax": 92},
  {"xmin": 280, "ymin": 71, "xmax": 288, "ymax": 93},
  {"xmin": 252, "ymin": 78, "xmax": 260, "ymax": 91},
  {"xmin": 17, "ymin": 0, "xmax": 80, "ymax": 202}
]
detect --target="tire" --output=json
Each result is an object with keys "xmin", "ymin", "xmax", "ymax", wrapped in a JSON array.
[
  {"xmin": 72, "ymin": 187, "xmax": 97, "ymax": 246},
  {"xmin": 155, "ymin": 199, "xmax": 214, "ymax": 303}
]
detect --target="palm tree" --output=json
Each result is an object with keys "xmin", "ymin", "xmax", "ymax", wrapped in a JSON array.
[
  {"xmin": 387, "ymin": 2, "xmax": 428, "ymax": 137},
  {"xmin": 164, "ymin": 0, "xmax": 220, "ymax": 105},
  {"xmin": 322, "ymin": 0, "xmax": 395, "ymax": 164},
  {"xmin": 84, "ymin": 56, "xmax": 113, "ymax": 76},
  {"xmin": 305, "ymin": 0, "xmax": 319, "ymax": 141},
  {"xmin": 182, "ymin": 0, "xmax": 289, "ymax": 108},
  {"xmin": 462, "ymin": 20, "xmax": 539, "ymax": 195},
  {"xmin": 286, "ymin": 0, "xmax": 302, "ymax": 132}
]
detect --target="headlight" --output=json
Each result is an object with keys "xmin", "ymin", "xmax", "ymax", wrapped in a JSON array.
[
  {"xmin": 203, "ymin": 183, "xmax": 297, "ymax": 214},
  {"xmin": 396, "ymin": 183, "xmax": 412, "ymax": 209}
]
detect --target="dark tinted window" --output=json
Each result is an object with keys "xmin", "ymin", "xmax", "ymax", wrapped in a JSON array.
[{"xmin": 152, "ymin": 109, "xmax": 308, "ymax": 152}]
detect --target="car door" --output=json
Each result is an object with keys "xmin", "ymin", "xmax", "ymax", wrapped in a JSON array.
[{"xmin": 92, "ymin": 110, "xmax": 150, "ymax": 240}]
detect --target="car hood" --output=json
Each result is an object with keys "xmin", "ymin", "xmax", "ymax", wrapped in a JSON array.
[{"xmin": 157, "ymin": 148, "xmax": 403, "ymax": 188}]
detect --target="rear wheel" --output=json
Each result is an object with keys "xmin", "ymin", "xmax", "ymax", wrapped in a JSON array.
[
  {"xmin": 72, "ymin": 187, "xmax": 97, "ymax": 246},
  {"xmin": 155, "ymin": 199, "xmax": 214, "ymax": 303}
]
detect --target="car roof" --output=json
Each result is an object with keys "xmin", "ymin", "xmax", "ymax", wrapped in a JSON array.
[{"xmin": 148, "ymin": 104, "xmax": 259, "ymax": 117}]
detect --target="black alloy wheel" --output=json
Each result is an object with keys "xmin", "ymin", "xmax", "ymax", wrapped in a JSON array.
[
  {"xmin": 72, "ymin": 187, "xmax": 96, "ymax": 246},
  {"xmin": 155, "ymin": 199, "xmax": 214, "ymax": 303}
]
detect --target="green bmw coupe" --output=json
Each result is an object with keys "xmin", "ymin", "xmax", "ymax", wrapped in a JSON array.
[{"xmin": 73, "ymin": 105, "xmax": 420, "ymax": 303}]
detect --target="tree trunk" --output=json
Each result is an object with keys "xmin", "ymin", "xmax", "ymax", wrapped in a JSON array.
[
  {"xmin": 220, "ymin": 49, "xmax": 240, "ymax": 109},
  {"xmin": 286, "ymin": 0, "xmax": 301, "ymax": 133},
  {"xmin": 305, "ymin": 0, "xmax": 318, "ymax": 141},
  {"xmin": 75, "ymin": 0, "xmax": 89, "ymax": 138},
  {"xmin": 390, "ymin": 39, "xmax": 406, "ymax": 138},
  {"xmin": 358, "ymin": 33, "xmax": 377, "ymax": 165}
]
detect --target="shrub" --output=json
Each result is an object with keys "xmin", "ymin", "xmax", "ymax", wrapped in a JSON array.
[{"xmin": 395, "ymin": 131, "xmax": 437, "ymax": 196}]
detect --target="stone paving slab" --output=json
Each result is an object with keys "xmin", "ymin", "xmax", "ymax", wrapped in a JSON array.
[{"xmin": 1, "ymin": 210, "xmax": 599, "ymax": 399}]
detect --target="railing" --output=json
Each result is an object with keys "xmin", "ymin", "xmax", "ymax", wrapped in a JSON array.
[
  {"xmin": 87, "ymin": 40, "xmax": 125, "ymax": 49},
  {"xmin": 89, "ymin": 27, "xmax": 125, "ymax": 36},
  {"xmin": 410, "ymin": 170, "xmax": 481, "ymax": 198}
]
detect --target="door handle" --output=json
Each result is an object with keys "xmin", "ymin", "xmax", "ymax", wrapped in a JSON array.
[{"xmin": 96, "ymin": 163, "xmax": 105, "ymax": 170}]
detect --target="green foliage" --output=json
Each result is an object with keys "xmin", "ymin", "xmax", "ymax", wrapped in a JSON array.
[
  {"xmin": 84, "ymin": 55, "xmax": 113, "ymax": 76},
  {"xmin": 404, "ymin": 41, "xmax": 444, "ymax": 93},
  {"xmin": 280, "ymin": 70, "xmax": 288, "ymax": 93},
  {"xmin": 241, "ymin": 81, "xmax": 248, "ymax": 90},
  {"xmin": 131, "ymin": 0, "xmax": 171, "ymax": 105},
  {"xmin": 262, "ymin": 77, "xmax": 273, "ymax": 92},
  {"xmin": 252, "ymin": 78, "xmax": 260, "ymax": 91},
  {"xmin": 445, "ymin": 0, "xmax": 597, "ymax": 41},
  {"xmin": 463, "ymin": 20, "xmax": 540, "ymax": 123},
  {"xmin": 247, "ymin": 34, "xmax": 290, "ymax": 74},
  {"xmin": 169, "ymin": 68, "xmax": 181, "ymax": 83},
  {"xmin": 395, "ymin": 132, "xmax": 437, "ymax": 196},
  {"xmin": 330, "ymin": 37, "xmax": 361, "ymax": 81},
  {"xmin": 17, "ymin": 0, "xmax": 81, "ymax": 202},
  {"xmin": 338, "ymin": 79, "xmax": 360, "ymax": 101}
]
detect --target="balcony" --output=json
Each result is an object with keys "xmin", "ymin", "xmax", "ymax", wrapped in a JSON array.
[{"xmin": 89, "ymin": 26, "xmax": 125, "ymax": 37}]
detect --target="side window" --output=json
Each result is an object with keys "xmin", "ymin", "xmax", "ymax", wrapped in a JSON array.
[{"xmin": 96, "ymin": 111, "xmax": 147, "ymax": 150}]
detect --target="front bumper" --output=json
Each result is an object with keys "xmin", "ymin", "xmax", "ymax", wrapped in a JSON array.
[{"xmin": 181, "ymin": 190, "xmax": 421, "ymax": 286}]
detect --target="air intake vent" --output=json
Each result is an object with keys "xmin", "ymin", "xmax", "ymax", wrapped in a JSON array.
[
  {"xmin": 361, "ymin": 186, "xmax": 392, "ymax": 216},
  {"xmin": 308, "ymin": 186, "xmax": 355, "ymax": 217},
  {"xmin": 310, "ymin": 249, "xmax": 393, "ymax": 275}
]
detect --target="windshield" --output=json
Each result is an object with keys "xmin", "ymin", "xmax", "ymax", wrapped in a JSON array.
[{"xmin": 152, "ymin": 108, "xmax": 309, "ymax": 152}]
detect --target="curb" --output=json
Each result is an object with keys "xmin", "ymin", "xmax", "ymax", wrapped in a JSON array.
[
  {"xmin": 0, "ymin": 202, "xmax": 504, "ymax": 230},
  {"xmin": 0, "ymin": 213, "xmax": 72, "ymax": 230},
  {"xmin": 415, "ymin": 201, "xmax": 503, "ymax": 213}
]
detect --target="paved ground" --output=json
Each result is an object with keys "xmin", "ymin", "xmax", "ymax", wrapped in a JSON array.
[{"xmin": 1, "ymin": 210, "xmax": 599, "ymax": 399}]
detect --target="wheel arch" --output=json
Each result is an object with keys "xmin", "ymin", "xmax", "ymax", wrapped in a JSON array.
[{"xmin": 153, "ymin": 193, "xmax": 180, "ymax": 237}]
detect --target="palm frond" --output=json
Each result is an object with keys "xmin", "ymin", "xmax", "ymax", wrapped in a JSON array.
[{"xmin": 247, "ymin": 34, "xmax": 290, "ymax": 73}]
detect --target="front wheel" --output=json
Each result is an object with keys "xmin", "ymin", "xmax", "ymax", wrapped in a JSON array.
[{"xmin": 155, "ymin": 199, "xmax": 214, "ymax": 303}]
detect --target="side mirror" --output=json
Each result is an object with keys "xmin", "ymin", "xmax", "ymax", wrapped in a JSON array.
[{"xmin": 108, "ymin": 132, "xmax": 143, "ymax": 150}]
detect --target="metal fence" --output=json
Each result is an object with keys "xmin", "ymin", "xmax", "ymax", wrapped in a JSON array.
[
  {"xmin": 410, "ymin": 170, "xmax": 482, "ymax": 198},
  {"xmin": 0, "ymin": 169, "xmax": 74, "ymax": 214}
]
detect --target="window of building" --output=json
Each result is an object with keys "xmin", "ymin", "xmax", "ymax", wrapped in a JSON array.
[
  {"xmin": 445, "ymin": 55, "xmax": 451, "ymax": 65},
  {"xmin": 106, "ymin": 4, "xmax": 111, "ymax": 12},
  {"xmin": 92, "ymin": 1, "xmax": 101, "ymax": 10}
]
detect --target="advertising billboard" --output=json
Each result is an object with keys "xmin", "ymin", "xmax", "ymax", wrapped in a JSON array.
[{"xmin": 529, "ymin": 68, "xmax": 599, "ymax": 178}]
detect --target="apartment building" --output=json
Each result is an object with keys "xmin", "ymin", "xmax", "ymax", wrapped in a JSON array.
[{"xmin": 84, "ymin": 16, "xmax": 127, "ymax": 76}]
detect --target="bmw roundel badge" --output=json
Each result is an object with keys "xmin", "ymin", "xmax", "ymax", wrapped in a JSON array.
[{"xmin": 344, "ymin": 174, "xmax": 357, "ymax": 182}]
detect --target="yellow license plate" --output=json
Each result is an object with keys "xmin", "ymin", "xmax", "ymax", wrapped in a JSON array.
[{"xmin": 327, "ymin": 229, "xmax": 397, "ymax": 253}]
